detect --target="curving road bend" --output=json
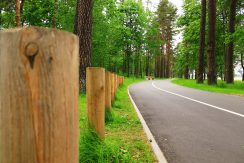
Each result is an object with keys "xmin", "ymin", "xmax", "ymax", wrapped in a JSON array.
[{"xmin": 129, "ymin": 80, "xmax": 244, "ymax": 163}]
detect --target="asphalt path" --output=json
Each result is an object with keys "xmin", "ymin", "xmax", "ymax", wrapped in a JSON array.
[{"xmin": 129, "ymin": 80, "xmax": 244, "ymax": 163}]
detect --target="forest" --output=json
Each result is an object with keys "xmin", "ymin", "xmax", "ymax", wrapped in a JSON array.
[{"xmin": 1, "ymin": 0, "xmax": 243, "ymax": 91}]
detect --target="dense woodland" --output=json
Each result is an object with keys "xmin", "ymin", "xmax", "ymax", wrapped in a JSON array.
[{"xmin": 0, "ymin": 0, "xmax": 243, "ymax": 91}]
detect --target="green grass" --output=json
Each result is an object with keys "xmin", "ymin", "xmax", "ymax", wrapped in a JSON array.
[
  {"xmin": 172, "ymin": 79, "xmax": 244, "ymax": 95},
  {"xmin": 79, "ymin": 78, "xmax": 156, "ymax": 163}
]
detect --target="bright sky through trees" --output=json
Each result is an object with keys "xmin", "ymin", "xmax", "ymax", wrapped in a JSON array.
[{"xmin": 143, "ymin": 0, "xmax": 183, "ymax": 15}]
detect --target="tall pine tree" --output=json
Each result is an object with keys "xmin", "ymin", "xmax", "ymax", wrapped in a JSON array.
[{"xmin": 74, "ymin": 0, "xmax": 93, "ymax": 92}]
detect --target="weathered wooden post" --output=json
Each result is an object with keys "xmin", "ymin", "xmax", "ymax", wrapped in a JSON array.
[
  {"xmin": 117, "ymin": 75, "xmax": 120, "ymax": 88},
  {"xmin": 105, "ymin": 71, "xmax": 111, "ymax": 110},
  {"xmin": 111, "ymin": 73, "xmax": 115, "ymax": 103},
  {"xmin": 86, "ymin": 67, "xmax": 105, "ymax": 138},
  {"xmin": 0, "ymin": 27, "xmax": 79, "ymax": 163},
  {"xmin": 114, "ymin": 74, "xmax": 118, "ymax": 93},
  {"xmin": 119, "ymin": 76, "xmax": 122, "ymax": 86}
]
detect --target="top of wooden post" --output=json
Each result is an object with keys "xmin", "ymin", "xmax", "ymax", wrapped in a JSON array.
[{"xmin": 0, "ymin": 26, "xmax": 80, "ymax": 163}]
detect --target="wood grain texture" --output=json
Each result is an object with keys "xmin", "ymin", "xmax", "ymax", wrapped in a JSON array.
[
  {"xmin": 105, "ymin": 71, "xmax": 111, "ymax": 110},
  {"xmin": 86, "ymin": 67, "xmax": 105, "ymax": 138},
  {"xmin": 0, "ymin": 27, "xmax": 79, "ymax": 163}
]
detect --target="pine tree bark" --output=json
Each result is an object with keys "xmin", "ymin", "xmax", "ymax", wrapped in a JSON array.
[
  {"xmin": 16, "ymin": 0, "xmax": 21, "ymax": 27},
  {"xmin": 146, "ymin": 51, "xmax": 149, "ymax": 76},
  {"xmin": 166, "ymin": 41, "xmax": 170, "ymax": 78},
  {"xmin": 161, "ymin": 40, "xmax": 165, "ymax": 78},
  {"xmin": 74, "ymin": 0, "xmax": 92, "ymax": 92},
  {"xmin": 241, "ymin": 51, "xmax": 244, "ymax": 81},
  {"xmin": 197, "ymin": 0, "xmax": 206, "ymax": 83},
  {"xmin": 221, "ymin": 10, "xmax": 228, "ymax": 81},
  {"xmin": 155, "ymin": 57, "xmax": 158, "ymax": 77},
  {"xmin": 226, "ymin": 0, "xmax": 237, "ymax": 83},
  {"xmin": 53, "ymin": 0, "xmax": 58, "ymax": 28},
  {"xmin": 207, "ymin": 0, "xmax": 217, "ymax": 85},
  {"xmin": 159, "ymin": 55, "xmax": 162, "ymax": 78}
]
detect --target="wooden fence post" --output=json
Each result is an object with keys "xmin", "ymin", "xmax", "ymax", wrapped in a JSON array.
[
  {"xmin": 105, "ymin": 71, "xmax": 111, "ymax": 110},
  {"xmin": 119, "ymin": 76, "xmax": 122, "ymax": 86},
  {"xmin": 111, "ymin": 73, "xmax": 115, "ymax": 103},
  {"xmin": 114, "ymin": 74, "xmax": 118, "ymax": 93},
  {"xmin": 86, "ymin": 67, "xmax": 105, "ymax": 138},
  {"xmin": 0, "ymin": 27, "xmax": 79, "ymax": 163}
]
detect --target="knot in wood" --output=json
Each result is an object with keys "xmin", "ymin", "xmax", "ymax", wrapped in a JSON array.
[{"xmin": 25, "ymin": 42, "xmax": 39, "ymax": 57}]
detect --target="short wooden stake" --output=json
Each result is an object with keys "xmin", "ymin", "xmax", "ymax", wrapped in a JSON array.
[
  {"xmin": 119, "ymin": 76, "xmax": 122, "ymax": 85},
  {"xmin": 86, "ymin": 67, "xmax": 105, "ymax": 138},
  {"xmin": 0, "ymin": 27, "xmax": 79, "ymax": 163},
  {"xmin": 111, "ymin": 73, "xmax": 115, "ymax": 103},
  {"xmin": 105, "ymin": 71, "xmax": 111, "ymax": 110},
  {"xmin": 114, "ymin": 74, "xmax": 118, "ymax": 92}
]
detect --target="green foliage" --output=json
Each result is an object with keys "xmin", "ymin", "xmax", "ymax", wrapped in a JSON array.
[
  {"xmin": 91, "ymin": 0, "xmax": 155, "ymax": 77},
  {"xmin": 146, "ymin": 13, "xmax": 161, "ymax": 56},
  {"xmin": 92, "ymin": 0, "xmax": 123, "ymax": 69},
  {"xmin": 0, "ymin": 0, "xmax": 15, "ymax": 28},
  {"xmin": 0, "ymin": 0, "xmax": 173, "ymax": 78},
  {"xmin": 175, "ymin": 1, "xmax": 201, "ymax": 73},
  {"xmin": 22, "ymin": 0, "xmax": 55, "ymax": 27},
  {"xmin": 0, "ymin": 0, "xmax": 76, "ymax": 30},
  {"xmin": 174, "ymin": 0, "xmax": 244, "ymax": 80}
]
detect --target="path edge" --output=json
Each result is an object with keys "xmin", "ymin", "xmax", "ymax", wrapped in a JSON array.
[{"xmin": 128, "ymin": 87, "xmax": 168, "ymax": 163}]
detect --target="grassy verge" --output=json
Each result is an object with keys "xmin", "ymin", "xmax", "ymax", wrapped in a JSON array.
[
  {"xmin": 79, "ymin": 78, "xmax": 156, "ymax": 163},
  {"xmin": 172, "ymin": 79, "xmax": 244, "ymax": 95}
]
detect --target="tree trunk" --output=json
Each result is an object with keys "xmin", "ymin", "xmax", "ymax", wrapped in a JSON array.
[
  {"xmin": 157, "ymin": 56, "xmax": 161, "ymax": 77},
  {"xmin": 16, "ymin": 0, "xmax": 21, "ymax": 27},
  {"xmin": 159, "ymin": 55, "xmax": 162, "ymax": 78},
  {"xmin": 221, "ymin": 10, "xmax": 228, "ymax": 81},
  {"xmin": 146, "ymin": 52, "xmax": 149, "ymax": 76},
  {"xmin": 74, "ymin": 0, "xmax": 92, "ymax": 92},
  {"xmin": 161, "ymin": 45, "xmax": 165, "ymax": 78},
  {"xmin": 155, "ymin": 56, "xmax": 157, "ymax": 77},
  {"xmin": 197, "ymin": 0, "xmax": 206, "ymax": 83},
  {"xmin": 166, "ymin": 39, "xmax": 171, "ymax": 78},
  {"xmin": 184, "ymin": 66, "xmax": 189, "ymax": 79},
  {"xmin": 241, "ymin": 51, "xmax": 244, "ymax": 81},
  {"xmin": 226, "ymin": 0, "xmax": 237, "ymax": 83},
  {"xmin": 53, "ymin": 0, "xmax": 58, "ymax": 28},
  {"xmin": 204, "ymin": 69, "xmax": 206, "ymax": 80},
  {"xmin": 207, "ymin": 0, "xmax": 217, "ymax": 85},
  {"xmin": 20, "ymin": 0, "xmax": 25, "ymax": 26},
  {"xmin": 140, "ymin": 56, "xmax": 143, "ymax": 78},
  {"xmin": 127, "ymin": 52, "xmax": 130, "ymax": 77},
  {"xmin": 123, "ymin": 53, "xmax": 126, "ymax": 74}
]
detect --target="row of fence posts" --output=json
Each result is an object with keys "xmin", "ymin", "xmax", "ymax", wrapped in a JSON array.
[
  {"xmin": 86, "ymin": 67, "xmax": 124, "ymax": 138},
  {"xmin": 0, "ymin": 27, "xmax": 124, "ymax": 163}
]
